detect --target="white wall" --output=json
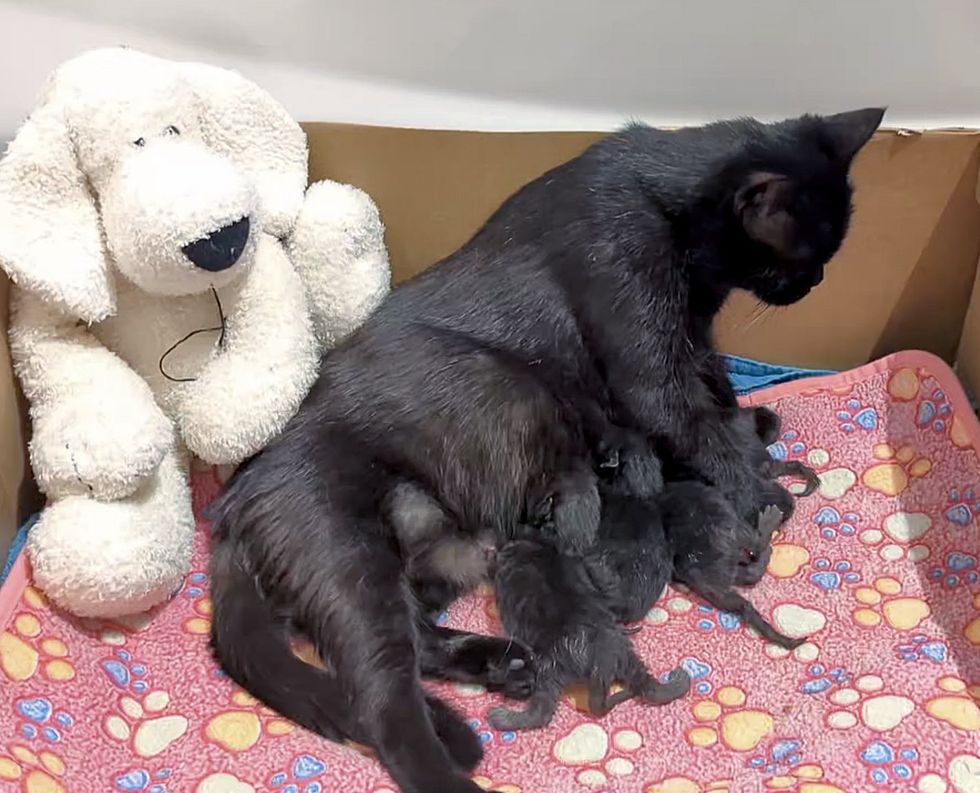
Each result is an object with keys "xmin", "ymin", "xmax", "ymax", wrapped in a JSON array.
[{"xmin": 2, "ymin": 0, "xmax": 980, "ymax": 140}]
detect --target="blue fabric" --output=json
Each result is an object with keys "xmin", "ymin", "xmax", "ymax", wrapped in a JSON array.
[
  {"xmin": 1, "ymin": 514, "xmax": 35, "ymax": 585},
  {"xmin": 723, "ymin": 353, "xmax": 835, "ymax": 396}
]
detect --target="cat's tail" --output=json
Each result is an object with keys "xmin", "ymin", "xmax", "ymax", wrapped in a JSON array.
[{"xmin": 208, "ymin": 539, "xmax": 354, "ymax": 743}]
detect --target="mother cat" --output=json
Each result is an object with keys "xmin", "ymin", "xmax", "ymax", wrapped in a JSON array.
[{"xmin": 208, "ymin": 109, "xmax": 882, "ymax": 793}]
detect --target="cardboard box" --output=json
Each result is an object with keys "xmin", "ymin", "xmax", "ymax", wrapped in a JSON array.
[{"xmin": 2, "ymin": 124, "xmax": 980, "ymax": 562}]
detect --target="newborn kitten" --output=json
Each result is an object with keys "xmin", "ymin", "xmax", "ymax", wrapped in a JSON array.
[
  {"xmin": 488, "ymin": 529, "xmax": 690, "ymax": 731},
  {"xmin": 660, "ymin": 484, "xmax": 804, "ymax": 649}
]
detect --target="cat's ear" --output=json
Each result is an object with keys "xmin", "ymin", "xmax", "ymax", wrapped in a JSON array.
[
  {"xmin": 822, "ymin": 107, "xmax": 885, "ymax": 162},
  {"xmin": 735, "ymin": 172, "xmax": 795, "ymax": 255}
]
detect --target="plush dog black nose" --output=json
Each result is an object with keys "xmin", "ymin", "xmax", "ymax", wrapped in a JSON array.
[{"xmin": 182, "ymin": 217, "xmax": 250, "ymax": 272}]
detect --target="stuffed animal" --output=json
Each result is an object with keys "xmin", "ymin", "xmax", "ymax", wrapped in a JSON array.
[{"xmin": 0, "ymin": 48, "xmax": 391, "ymax": 617}]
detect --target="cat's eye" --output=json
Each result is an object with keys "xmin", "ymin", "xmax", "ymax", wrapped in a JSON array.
[
  {"xmin": 132, "ymin": 137, "xmax": 145, "ymax": 148},
  {"xmin": 164, "ymin": 125, "xmax": 180, "ymax": 136}
]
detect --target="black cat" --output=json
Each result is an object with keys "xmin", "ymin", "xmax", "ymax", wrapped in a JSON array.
[{"xmin": 208, "ymin": 108, "xmax": 882, "ymax": 793}]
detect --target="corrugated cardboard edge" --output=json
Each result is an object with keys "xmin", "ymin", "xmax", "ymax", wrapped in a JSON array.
[{"xmin": 0, "ymin": 274, "xmax": 38, "ymax": 565}]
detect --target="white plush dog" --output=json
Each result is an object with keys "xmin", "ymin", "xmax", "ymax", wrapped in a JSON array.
[{"xmin": 0, "ymin": 48, "xmax": 390, "ymax": 617}]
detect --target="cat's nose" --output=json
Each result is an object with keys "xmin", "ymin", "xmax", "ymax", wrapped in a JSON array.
[{"xmin": 182, "ymin": 217, "xmax": 250, "ymax": 272}]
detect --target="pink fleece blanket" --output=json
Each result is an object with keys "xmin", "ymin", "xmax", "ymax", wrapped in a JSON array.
[{"xmin": 1, "ymin": 350, "xmax": 978, "ymax": 793}]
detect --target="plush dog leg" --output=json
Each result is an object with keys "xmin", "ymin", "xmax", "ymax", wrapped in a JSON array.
[
  {"xmin": 287, "ymin": 179, "xmax": 391, "ymax": 349},
  {"xmin": 27, "ymin": 447, "xmax": 193, "ymax": 617}
]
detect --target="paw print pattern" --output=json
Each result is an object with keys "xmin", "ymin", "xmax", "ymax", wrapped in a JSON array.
[
  {"xmin": 685, "ymin": 685, "xmax": 774, "ymax": 752},
  {"xmin": 182, "ymin": 573, "xmax": 213, "ymax": 636},
  {"xmin": 466, "ymin": 717, "xmax": 518, "ymax": 749},
  {"xmin": 893, "ymin": 634, "xmax": 948, "ymax": 664},
  {"xmin": 104, "ymin": 691, "xmax": 188, "ymax": 759},
  {"xmin": 102, "ymin": 649, "xmax": 151, "ymax": 694},
  {"xmin": 0, "ymin": 743, "xmax": 68, "ymax": 792},
  {"xmin": 549, "ymin": 723, "xmax": 644, "ymax": 788},
  {"xmin": 837, "ymin": 399, "xmax": 878, "ymax": 433},
  {"xmin": 812, "ymin": 507, "xmax": 861, "ymax": 541},
  {"xmin": 0, "ymin": 602, "xmax": 75, "ymax": 684},
  {"xmin": 113, "ymin": 766, "xmax": 173, "ymax": 793},
  {"xmin": 859, "ymin": 740, "xmax": 920, "ymax": 787},
  {"xmin": 809, "ymin": 558, "xmax": 861, "ymax": 592},
  {"xmin": 747, "ymin": 739, "xmax": 836, "ymax": 791},
  {"xmin": 927, "ymin": 552, "xmax": 978, "ymax": 589},
  {"xmin": 852, "ymin": 577, "xmax": 931, "ymax": 631},
  {"xmin": 824, "ymin": 674, "xmax": 915, "ymax": 732},
  {"xmin": 15, "ymin": 697, "xmax": 73, "ymax": 745},
  {"xmin": 471, "ymin": 776, "xmax": 523, "ymax": 793},
  {"xmin": 204, "ymin": 690, "xmax": 294, "ymax": 753},
  {"xmin": 862, "ymin": 444, "xmax": 932, "ymax": 497},
  {"xmin": 799, "ymin": 663, "xmax": 850, "ymax": 696},
  {"xmin": 269, "ymin": 754, "xmax": 329, "ymax": 793},
  {"xmin": 915, "ymin": 388, "xmax": 952, "ymax": 433},
  {"xmin": 694, "ymin": 605, "xmax": 743, "ymax": 635},
  {"xmin": 944, "ymin": 488, "xmax": 979, "ymax": 526}
]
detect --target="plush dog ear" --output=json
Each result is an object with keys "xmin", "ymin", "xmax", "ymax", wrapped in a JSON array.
[
  {"xmin": 0, "ymin": 100, "xmax": 115, "ymax": 322},
  {"xmin": 182, "ymin": 62, "xmax": 308, "ymax": 238}
]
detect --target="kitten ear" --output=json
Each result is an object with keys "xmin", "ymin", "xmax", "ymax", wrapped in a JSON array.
[
  {"xmin": 822, "ymin": 107, "xmax": 886, "ymax": 161},
  {"xmin": 735, "ymin": 172, "xmax": 795, "ymax": 254}
]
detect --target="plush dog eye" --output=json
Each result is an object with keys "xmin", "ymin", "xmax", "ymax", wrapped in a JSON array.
[
  {"xmin": 164, "ymin": 125, "xmax": 180, "ymax": 136},
  {"xmin": 132, "ymin": 137, "xmax": 146, "ymax": 147}
]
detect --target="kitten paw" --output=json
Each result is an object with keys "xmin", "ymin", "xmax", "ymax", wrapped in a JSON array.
[{"xmin": 486, "ymin": 641, "xmax": 536, "ymax": 700}]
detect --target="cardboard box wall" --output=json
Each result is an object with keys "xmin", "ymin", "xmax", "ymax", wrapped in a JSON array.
[{"xmin": 2, "ymin": 124, "xmax": 980, "ymax": 562}]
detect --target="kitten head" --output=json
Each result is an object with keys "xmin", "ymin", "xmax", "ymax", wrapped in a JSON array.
[{"xmin": 727, "ymin": 108, "xmax": 884, "ymax": 306}]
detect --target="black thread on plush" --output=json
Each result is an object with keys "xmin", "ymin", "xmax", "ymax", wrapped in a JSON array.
[{"xmin": 158, "ymin": 286, "xmax": 227, "ymax": 383}]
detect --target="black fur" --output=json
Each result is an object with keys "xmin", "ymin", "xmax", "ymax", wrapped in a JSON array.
[
  {"xmin": 488, "ymin": 529, "xmax": 690, "ymax": 731},
  {"xmin": 661, "ymin": 485, "xmax": 805, "ymax": 649},
  {"xmin": 209, "ymin": 109, "xmax": 881, "ymax": 793}
]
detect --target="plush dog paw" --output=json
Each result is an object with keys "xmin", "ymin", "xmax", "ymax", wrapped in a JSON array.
[{"xmin": 32, "ymin": 399, "xmax": 173, "ymax": 500}]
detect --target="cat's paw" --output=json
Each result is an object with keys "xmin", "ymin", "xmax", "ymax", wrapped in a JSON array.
[{"xmin": 486, "ymin": 641, "xmax": 536, "ymax": 700}]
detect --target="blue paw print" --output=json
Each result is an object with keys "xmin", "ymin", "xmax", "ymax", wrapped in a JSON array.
[
  {"xmin": 680, "ymin": 657, "xmax": 713, "ymax": 696},
  {"xmin": 180, "ymin": 571, "xmax": 208, "ymax": 599},
  {"xmin": 435, "ymin": 611, "xmax": 449, "ymax": 626},
  {"xmin": 809, "ymin": 558, "xmax": 861, "ymax": 592},
  {"xmin": 15, "ymin": 697, "xmax": 74, "ymax": 744},
  {"xmin": 767, "ymin": 430, "xmax": 807, "ymax": 463},
  {"xmin": 467, "ymin": 717, "xmax": 517, "ymax": 747},
  {"xmin": 915, "ymin": 389, "xmax": 951, "ymax": 433},
  {"xmin": 837, "ymin": 399, "xmax": 878, "ymax": 433},
  {"xmin": 101, "ymin": 649, "xmax": 150, "ymax": 694},
  {"xmin": 894, "ymin": 634, "xmax": 948, "ymax": 663},
  {"xmin": 114, "ymin": 767, "xmax": 171, "ymax": 793},
  {"xmin": 860, "ymin": 740, "xmax": 919, "ymax": 786},
  {"xmin": 813, "ymin": 507, "xmax": 861, "ymax": 541},
  {"xmin": 943, "ymin": 488, "xmax": 979, "ymax": 526},
  {"xmin": 269, "ymin": 754, "xmax": 329, "ymax": 793},
  {"xmin": 748, "ymin": 738, "xmax": 804, "ymax": 776},
  {"xmin": 799, "ymin": 663, "xmax": 849, "ymax": 696},
  {"xmin": 694, "ymin": 605, "xmax": 742, "ymax": 635},
  {"xmin": 927, "ymin": 551, "xmax": 979, "ymax": 589}
]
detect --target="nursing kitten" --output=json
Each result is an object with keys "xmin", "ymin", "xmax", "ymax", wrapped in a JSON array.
[
  {"xmin": 661, "ymin": 487, "xmax": 804, "ymax": 649},
  {"xmin": 488, "ymin": 528, "xmax": 690, "ymax": 731},
  {"xmin": 210, "ymin": 108, "xmax": 881, "ymax": 793}
]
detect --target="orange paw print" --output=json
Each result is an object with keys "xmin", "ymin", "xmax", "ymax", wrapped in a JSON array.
[
  {"xmin": 925, "ymin": 676, "xmax": 980, "ymax": 732},
  {"xmin": 204, "ymin": 690, "xmax": 294, "ymax": 753},
  {"xmin": 0, "ymin": 594, "xmax": 74, "ymax": 684},
  {"xmin": 0, "ymin": 743, "xmax": 67, "ymax": 793},
  {"xmin": 686, "ymin": 685, "xmax": 774, "ymax": 752},
  {"xmin": 760, "ymin": 763, "xmax": 843, "ymax": 792},
  {"xmin": 852, "ymin": 576, "xmax": 930, "ymax": 631},
  {"xmin": 472, "ymin": 776, "xmax": 522, "ymax": 793},
  {"xmin": 182, "ymin": 572, "xmax": 213, "ymax": 636},
  {"xmin": 645, "ymin": 775, "xmax": 731, "ymax": 792},
  {"xmin": 862, "ymin": 444, "xmax": 932, "ymax": 497}
]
